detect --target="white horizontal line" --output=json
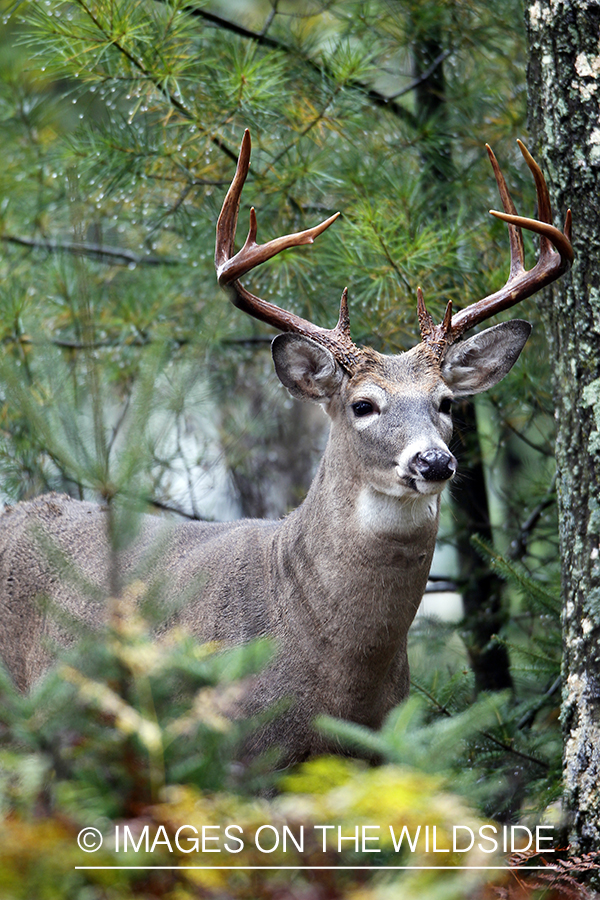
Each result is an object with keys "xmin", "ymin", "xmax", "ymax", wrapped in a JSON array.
[{"xmin": 75, "ymin": 865, "xmax": 558, "ymax": 871}]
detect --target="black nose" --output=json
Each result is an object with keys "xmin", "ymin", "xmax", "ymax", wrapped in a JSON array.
[{"xmin": 412, "ymin": 449, "xmax": 457, "ymax": 482}]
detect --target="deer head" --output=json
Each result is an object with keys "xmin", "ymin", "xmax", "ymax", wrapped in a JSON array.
[{"xmin": 215, "ymin": 131, "xmax": 572, "ymax": 504}]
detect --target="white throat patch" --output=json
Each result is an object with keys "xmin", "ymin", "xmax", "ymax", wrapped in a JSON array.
[{"xmin": 356, "ymin": 486, "xmax": 438, "ymax": 537}]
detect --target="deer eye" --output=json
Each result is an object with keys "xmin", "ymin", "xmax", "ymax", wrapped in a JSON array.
[
  {"xmin": 439, "ymin": 398, "xmax": 453, "ymax": 415},
  {"xmin": 352, "ymin": 400, "xmax": 376, "ymax": 417}
]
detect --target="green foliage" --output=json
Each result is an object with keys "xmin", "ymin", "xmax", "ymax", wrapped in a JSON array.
[
  {"xmin": 0, "ymin": 588, "xmax": 563, "ymax": 897},
  {"xmin": 0, "ymin": 586, "xmax": 273, "ymax": 803},
  {"xmin": 0, "ymin": 591, "xmax": 499, "ymax": 899},
  {"xmin": 0, "ymin": 0, "xmax": 538, "ymax": 507},
  {"xmin": 0, "ymin": 0, "xmax": 546, "ymax": 512}
]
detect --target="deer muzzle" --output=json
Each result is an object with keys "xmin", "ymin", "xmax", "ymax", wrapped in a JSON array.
[{"xmin": 411, "ymin": 449, "xmax": 457, "ymax": 483}]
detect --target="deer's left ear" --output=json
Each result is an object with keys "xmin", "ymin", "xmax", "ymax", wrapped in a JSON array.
[{"xmin": 441, "ymin": 320, "xmax": 532, "ymax": 396}]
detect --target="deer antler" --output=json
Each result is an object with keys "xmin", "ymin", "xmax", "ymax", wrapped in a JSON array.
[
  {"xmin": 418, "ymin": 140, "xmax": 573, "ymax": 359},
  {"xmin": 217, "ymin": 133, "xmax": 573, "ymax": 372},
  {"xmin": 215, "ymin": 129, "xmax": 362, "ymax": 373}
]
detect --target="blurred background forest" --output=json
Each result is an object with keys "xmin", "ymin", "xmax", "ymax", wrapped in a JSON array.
[{"xmin": 0, "ymin": 0, "xmax": 581, "ymax": 897}]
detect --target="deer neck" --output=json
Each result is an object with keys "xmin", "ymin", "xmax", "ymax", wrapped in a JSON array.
[
  {"xmin": 298, "ymin": 425, "xmax": 441, "ymax": 549},
  {"xmin": 277, "ymin": 426, "xmax": 441, "ymax": 621},
  {"xmin": 271, "ymin": 432, "xmax": 440, "ymax": 721}
]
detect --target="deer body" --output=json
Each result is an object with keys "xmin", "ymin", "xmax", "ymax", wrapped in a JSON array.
[
  {"xmin": 0, "ymin": 334, "xmax": 531, "ymax": 761},
  {"xmin": 0, "ymin": 132, "xmax": 573, "ymax": 764},
  {"xmin": 0, "ymin": 489, "xmax": 431, "ymax": 759}
]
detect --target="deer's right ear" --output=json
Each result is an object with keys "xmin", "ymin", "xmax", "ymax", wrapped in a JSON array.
[{"xmin": 272, "ymin": 333, "xmax": 345, "ymax": 401}]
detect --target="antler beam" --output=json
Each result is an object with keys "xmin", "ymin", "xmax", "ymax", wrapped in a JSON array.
[{"xmin": 419, "ymin": 141, "xmax": 573, "ymax": 358}]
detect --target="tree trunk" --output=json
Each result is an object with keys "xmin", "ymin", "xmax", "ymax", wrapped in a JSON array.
[
  {"xmin": 525, "ymin": 0, "xmax": 600, "ymax": 853},
  {"xmin": 452, "ymin": 401, "xmax": 513, "ymax": 692},
  {"xmin": 412, "ymin": 24, "xmax": 512, "ymax": 694}
]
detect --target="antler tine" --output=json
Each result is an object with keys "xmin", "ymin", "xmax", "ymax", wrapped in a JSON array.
[
  {"xmin": 420, "ymin": 141, "xmax": 573, "ymax": 347},
  {"xmin": 215, "ymin": 129, "xmax": 251, "ymax": 273},
  {"xmin": 486, "ymin": 143, "xmax": 525, "ymax": 281},
  {"xmin": 417, "ymin": 287, "xmax": 453, "ymax": 361},
  {"xmin": 517, "ymin": 139, "xmax": 553, "ymax": 256},
  {"xmin": 488, "ymin": 140, "xmax": 573, "ymax": 263},
  {"xmin": 215, "ymin": 130, "xmax": 362, "ymax": 373}
]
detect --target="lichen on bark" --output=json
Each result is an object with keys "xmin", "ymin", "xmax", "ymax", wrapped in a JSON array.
[{"xmin": 525, "ymin": 0, "xmax": 600, "ymax": 853}]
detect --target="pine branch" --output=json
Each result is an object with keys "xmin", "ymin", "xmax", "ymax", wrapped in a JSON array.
[
  {"xmin": 72, "ymin": 0, "xmax": 239, "ymax": 163},
  {"xmin": 411, "ymin": 679, "xmax": 550, "ymax": 770},
  {"xmin": 387, "ymin": 49, "xmax": 451, "ymax": 99},
  {"xmin": 167, "ymin": 2, "xmax": 419, "ymax": 129},
  {"xmin": 471, "ymin": 534, "xmax": 559, "ymax": 613},
  {"xmin": 2, "ymin": 233, "xmax": 182, "ymax": 266},
  {"xmin": 145, "ymin": 498, "xmax": 213, "ymax": 521},
  {"xmin": 516, "ymin": 675, "xmax": 561, "ymax": 730},
  {"xmin": 508, "ymin": 474, "xmax": 557, "ymax": 560},
  {"xmin": 502, "ymin": 416, "xmax": 555, "ymax": 456}
]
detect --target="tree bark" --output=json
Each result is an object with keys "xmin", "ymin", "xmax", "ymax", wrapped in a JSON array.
[{"xmin": 525, "ymin": 0, "xmax": 600, "ymax": 853}]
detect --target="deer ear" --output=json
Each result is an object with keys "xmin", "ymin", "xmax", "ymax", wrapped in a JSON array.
[
  {"xmin": 441, "ymin": 320, "xmax": 532, "ymax": 397},
  {"xmin": 272, "ymin": 333, "xmax": 345, "ymax": 401}
]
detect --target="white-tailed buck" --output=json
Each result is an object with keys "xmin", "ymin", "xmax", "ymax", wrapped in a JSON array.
[{"xmin": 0, "ymin": 132, "xmax": 572, "ymax": 764}]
